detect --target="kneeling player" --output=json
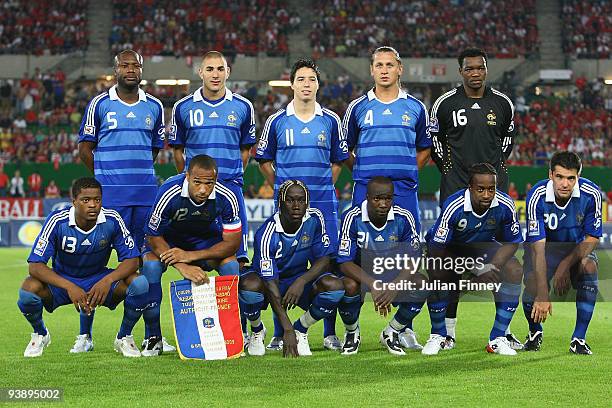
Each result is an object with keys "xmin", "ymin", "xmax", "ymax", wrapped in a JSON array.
[
  {"xmin": 337, "ymin": 177, "xmax": 426, "ymax": 356},
  {"xmin": 523, "ymin": 152, "xmax": 602, "ymax": 355},
  {"xmin": 240, "ymin": 180, "xmax": 344, "ymax": 357},
  {"xmin": 423, "ymin": 163, "xmax": 523, "ymax": 356},
  {"xmin": 141, "ymin": 155, "xmax": 242, "ymax": 356},
  {"xmin": 19, "ymin": 178, "xmax": 147, "ymax": 357}
]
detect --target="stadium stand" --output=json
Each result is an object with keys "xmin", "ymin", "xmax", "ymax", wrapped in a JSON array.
[
  {"xmin": 109, "ymin": 0, "xmax": 296, "ymax": 57},
  {"xmin": 309, "ymin": 0, "xmax": 539, "ymax": 58},
  {"xmin": 561, "ymin": 0, "xmax": 611, "ymax": 59},
  {"xmin": 0, "ymin": 0, "xmax": 88, "ymax": 55}
]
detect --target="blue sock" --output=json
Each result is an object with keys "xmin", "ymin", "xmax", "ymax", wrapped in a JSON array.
[
  {"xmin": 522, "ymin": 292, "xmax": 543, "ymax": 333},
  {"xmin": 294, "ymin": 290, "xmax": 344, "ymax": 334},
  {"xmin": 79, "ymin": 309, "xmax": 95, "ymax": 337},
  {"xmin": 428, "ymin": 299, "xmax": 448, "ymax": 336},
  {"xmin": 17, "ymin": 289, "xmax": 47, "ymax": 336},
  {"xmin": 272, "ymin": 312, "xmax": 284, "ymax": 337},
  {"xmin": 323, "ymin": 313, "xmax": 337, "ymax": 337},
  {"xmin": 118, "ymin": 275, "xmax": 149, "ymax": 339},
  {"xmin": 218, "ymin": 260, "xmax": 239, "ymax": 276},
  {"xmin": 490, "ymin": 282, "xmax": 521, "ymax": 340},
  {"xmin": 338, "ymin": 294, "xmax": 362, "ymax": 331},
  {"xmin": 239, "ymin": 290, "xmax": 264, "ymax": 333},
  {"xmin": 392, "ymin": 301, "xmax": 424, "ymax": 331},
  {"xmin": 141, "ymin": 261, "xmax": 164, "ymax": 338},
  {"xmin": 572, "ymin": 273, "xmax": 598, "ymax": 340}
]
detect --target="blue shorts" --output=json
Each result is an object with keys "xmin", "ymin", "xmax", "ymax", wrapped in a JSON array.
[
  {"xmin": 223, "ymin": 181, "xmax": 249, "ymax": 262},
  {"xmin": 352, "ymin": 183, "xmax": 421, "ymax": 232},
  {"xmin": 112, "ymin": 205, "xmax": 151, "ymax": 250},
  {"xmin": 45, "ymin": 269, "xmax": 121, "ymax": 312}
]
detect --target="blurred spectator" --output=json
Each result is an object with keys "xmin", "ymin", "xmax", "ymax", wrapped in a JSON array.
[
  {"xmin": 27, "ymin": 170, "xmax": 42, "ymax": 197},
  {"xmin": 0, "ymin": 166, "xmax": 8, "ymax": 196},
  {"xmin": 44, "ymin": 179, "xmax": 61, "ymax": 198},
  {"xmin": 257, "ymin": 179, "xmax": 274, "ymax": 199},
  {"xmin": 10, "ymin": 170, "xmax": 25, "ymax": 197},
  {"xmin": 561, "ymin": 0, "xmax": 611, "ymax": 59}
]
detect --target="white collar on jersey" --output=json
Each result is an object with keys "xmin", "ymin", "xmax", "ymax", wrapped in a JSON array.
[
  {"xmin": 286, "ymin": 100, "xmax": 323, "ymax": 117},
  {"xmin": 360, "ymin": 200, "xmax": 395, "ymax": 223},
  {"xmin": 367, "ymin": 88, "xmax": 408, "ymax": 101},
  {"xmin": 463, "ymin": 189, "xmax": 499, "ymax": 212},
  {"xmin": 181, "ymin": 178, "xmax": 216, "ymax": 199},
  {"xmin": 68, "ymin": 206, "xmax": 107, "ymax": 227},
  {"xmin": 545, "ymin": 179, "xmax": 580, "ymax": 202},
  {"xmin": 192, "ymin": 87, "xmax": 233, "ymax": 102},
  {"xmin": 108, "ymin": 85, "xmax": 147, "ymax": 102},
  {"xmin": 273, "ymin": 211, "xmax": 311, "ymax": 235}
]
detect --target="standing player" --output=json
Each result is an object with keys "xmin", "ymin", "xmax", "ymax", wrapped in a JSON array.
[
  {"xmin": 240, "ymin": 180, "xmax": 344, "ymax": 357},
  {"xmin": 77, "ymin": 49, "xmax": 168, "ymax": 352},
  {"xmin": 337, "ymin": 177, "xmax": 425, "ymax": 356},
  {"xmin": 342, "ymin": 46, "xmax": 431, "ymax": 233},
  {"xmin": 522, "ymin": 152, "xmax": 602, "ymax": 354},
  {"xmin": 255, "ymin": 58, "xmax": 348, "ymax": 351},
  {"xmin": 169, "ymin": 51, "xmax": 255, "ymax": 265},
  {"xmin": 429, "ymin": 48, "xmax": 517, "ymax": 346},
  {"xmin": 18, "ymin": 178, "xmax": 148, "ymax": 357},
  {"xmin": 139, "ymin": 155, "xmax": 242, "ymax": 355},
  {"xmin": 422, "ymin": 163, "xmax": 523, "ymax": 356}
]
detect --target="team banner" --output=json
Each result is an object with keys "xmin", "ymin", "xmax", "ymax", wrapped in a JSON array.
[{"xmin": 170, "ymin": 276, "xmax": 243, "ymax": 360}]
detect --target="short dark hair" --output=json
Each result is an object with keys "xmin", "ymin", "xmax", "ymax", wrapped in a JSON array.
[
  {"xmin": 188, "ymin": 154, "xmax": 218, "ymax": 174},
  {"xmin": 290, "ymin": 58, "xmax": 320, "ymax": 84},
  {"xmin": 72, "ymin": 177, "xmax": 102, "ymax": 199},
  {"xmin": 468, "ymin": 163, "xmax": 497, "ymax": 185},
  {"xmin": 458, "ymin": 48, "xmax": 488, "ymax": 68},
  {"xmin": 278, "ymin": 179, "xmax": 309, "ymax": 207},
  {"xmin": 202, "ymin": 50, "xmax": 227, "ymax": 65},
  {"xmin": 370, "ymin": 46, "xmax": 402, "ymax": 65},
  {"xmin": 367, "ymin": 176, "xmax": 394, "ymax": 195},
  {"xmin": 114, "ymin": 49, "xmax": 143, "ymax": 68},
  {"xmin": 550, "ymin": 151, "xmax": 582, "ymax": 174}
]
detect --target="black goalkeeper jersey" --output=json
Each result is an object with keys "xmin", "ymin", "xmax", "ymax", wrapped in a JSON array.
[{"xmin": 430, "ymin": 85, "xmax": 515, "ymax": 205}]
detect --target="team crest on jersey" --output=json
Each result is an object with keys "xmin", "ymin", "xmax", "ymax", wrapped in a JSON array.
[
  {"xmin": 149, "ymin": 214, "xmax": 161, "ymax": 231},
  {"xmin": 227, "ymin": 113, "xmax": 237, "ymax": 126},
  {"xmin": 34, "ymin": 238, "xmax": 48, "ymax": 256},
  {"xmin": 202, "ymin": 317, "xmax": 215, "ymax": 328},
  {"xmin": 317, "ymin": 132, "xmax": 327, "ymax": 147},
  {"xmin": 339, "ymin": 239, "xmax": 351, "ymax": 256},
  {"xmin": 429, "ymin": 118, "xmax": 439, "ymax": 133},
  {"xmin": 145, "ymin": 115, "xmax": 153, "ymax": 129},
  {"xmin": 576, "ymin": 212, "xmax": 584, "ymax": 224},
  {"xmin": 84, "ymin": 125, "xmax": 95, "ymax": 135},
  {"xmin": 389, "ymin": 234, "xmax": 398, "ymax": 242},
  {"xmin": 528, "ymin": 220, "xmax": 539, "ymax": 236},
  {"xmin": 402, "ymin": 113, "xmax": 411, "ymax": 126},
  {"xmin": 260, "ymin": 259, "xmax": 273, "ymax": 276},
  {"xmin": 301, "ymin": 234, "xmax": 310, "ymax": 243},
  {"xmin": 168, "ymin": 124, "xmax": 177, "ymax": 141},
  {"xmin": 98, "ymin": 238, "xmax": 108, "ymax": 249},
  {"xmin": 434, "ymin": 226, "xmax": 448, "ymax": 242},
  {"xmin": 487, "ymin": 217, "xmax": 496, "ymax": 226},
  {"xmin": 487, "ymin": 111, "xmax": 497, "ymax": 126}
]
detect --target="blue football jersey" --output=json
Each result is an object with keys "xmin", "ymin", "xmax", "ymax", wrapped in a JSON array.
[
  {"xmin": 28, "ymin": 207, "xmax": 139, "ymax": 278},
  {"xmin": 78, "ymin": 85, "xmax": 165, "ymax": 207},
  {"xmin": 169, "ymin": 87, "xmax": 256, "ymax": 184},
  {"xmin": 523, "ymin": 178, "xmax": 602, "ymax": 268},
  {"xmin": 342, "ymin": 89, "xmax": 431, "ymax": 194},
  {"xmin": 426, "ymin": 188, "xmax": 522, "ymax": 246},
  {"xmin": 255, "ymin": 101, "xmax": 348, "ymax": 209},
  {"xmin": 337, "ymin": 201, "xmax": 421, "ymax": 264},
  {"xmin": 252, "ymin": 208, "xmax": 333, "ymax": 281},
  {"xmin": 144, "ymin": 174, "xmax": 242, "ymax": 250}
]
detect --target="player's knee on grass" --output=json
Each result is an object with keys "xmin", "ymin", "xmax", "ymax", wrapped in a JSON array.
[
  {"xmin": 217, "ymin": 256, "xmax": 239, "ymax": 276},
  {"xmin": 314, "ymin": 275, "xmax": 344, "ymax": 294},
  {"xmin": 343, "ymin": 277, "xmax": 360, "ymax": 297}
]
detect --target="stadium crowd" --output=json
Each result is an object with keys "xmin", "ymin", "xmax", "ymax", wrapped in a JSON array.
[
  {"xmin": 0, "ymin": 0, "xmax": 88, "ymax": 55},
  {"xmin": 309, "ymin": 0, "xmax": 539, "ymax": 58},
  {"xmin": 561, "ymin": 0, "xmax": 611, "ymax": 59},
  {"xmin": 109, "ymin": 0, "xmax": 299, "ymax": 57}
]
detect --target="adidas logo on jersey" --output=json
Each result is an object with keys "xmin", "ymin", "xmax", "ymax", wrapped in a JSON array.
[
  {"xmin": 292, "ymin": 240, "xmax": 298, "ymax": 247},
  {"xmin": 560, "ymin": 213, "xmax": 567, "ymax": 220},
  {"xmin": 82, "ymin": 239, "xmax": 92, "ymax": 246},
  {"xmin": 209, "ymin": 111, "xmax": 219, "ymax": 118},
  {"xmin": 474, "ymin": 222, "xmax": 482, "ymax": 228},
  {"xmin": 126, "ymin": 111, "xmax": 136, "ymax": 118},
  {"xmin": 301, "ymin": 127, "xmax": 310, "ymax": 134},
  {"xmin": 471, "ymin": 103, "xmax": 481, "ymax": 109},
  {"xmin": 382, "ymin": 108, "xmax": 392, "ymax": 115},
  {"xmin": 192, "ymin": 211, "xmax": 201, "ymax": 216},
  {"xmin": 375, "ymin": 235, "xmax": 384, "ymax": 242}
]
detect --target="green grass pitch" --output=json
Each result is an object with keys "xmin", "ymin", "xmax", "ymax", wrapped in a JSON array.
[{"xmin": 1, "ymin": 247, "xmax": 610, "ymax": 407}]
